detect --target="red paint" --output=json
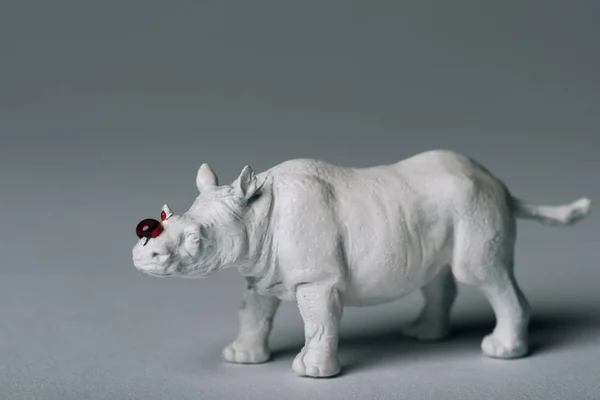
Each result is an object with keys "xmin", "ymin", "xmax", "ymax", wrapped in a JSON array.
[
  {"xmin": 151, "ymin": 224, "xmax": 164, "ymax": 238},
  {"xmin": 161, "ymin": 210, "xmax": 167, "ymax": 221},
  {"xmin": 136, "ymin": 218, "xmax": 163, "ymax": 240}
]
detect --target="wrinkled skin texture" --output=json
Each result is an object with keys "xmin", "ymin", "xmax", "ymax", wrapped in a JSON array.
[{"xmin": 132, "ymin": 150, "xmax": 591, "ymax": 378}]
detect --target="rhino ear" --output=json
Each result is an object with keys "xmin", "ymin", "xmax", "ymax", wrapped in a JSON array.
[
  {"xmin": 234, "ymin": 165, "xmax": 258, "ymax": 201},
  {"xmin": 196, "ymin": 163, "xmax": 218, "ymax": 192}
]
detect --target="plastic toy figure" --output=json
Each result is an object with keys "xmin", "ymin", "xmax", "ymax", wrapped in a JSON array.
[{"xmin": 132, "ymin": 149, "xmax": 591, "ymax": 378}]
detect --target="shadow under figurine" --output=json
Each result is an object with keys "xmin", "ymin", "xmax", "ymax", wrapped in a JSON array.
[{"xmin": 131, "ymin": 149, "xmax": 591, "ymax": 378}]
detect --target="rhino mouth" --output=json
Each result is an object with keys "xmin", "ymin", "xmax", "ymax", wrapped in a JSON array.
[
  {"xmin": 141, "ymin": 270, "xmax": 173, "ymax": 278},
  {"xmin": 132, "ymin": 257, "xmax": 174, "ymax": 277}
]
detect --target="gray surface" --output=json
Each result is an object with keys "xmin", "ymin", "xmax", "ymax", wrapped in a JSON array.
[{"xmin": 1, "ymin": 1, "xmax": 599, "ymax": 399}]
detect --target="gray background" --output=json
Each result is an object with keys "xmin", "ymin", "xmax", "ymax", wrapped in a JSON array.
[{"xmin": 1, "ymin": 1, "xmax": 599, "ymax": 399}]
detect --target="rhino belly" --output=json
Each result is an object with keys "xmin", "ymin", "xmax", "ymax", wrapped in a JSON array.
[
  {"xmin": 341, "ymin": 261, "xmax": 450, "ymax": 307},
  {"xmin": 338, "ymin": 209, "xmax": 454, "ymax": 307}
]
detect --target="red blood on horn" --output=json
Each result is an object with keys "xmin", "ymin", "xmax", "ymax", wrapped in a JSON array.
[{"xmin": 136, "ymin": 218, "xmax": 163, "ymax": 240}]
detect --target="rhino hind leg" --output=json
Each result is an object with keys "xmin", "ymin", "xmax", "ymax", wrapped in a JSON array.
[
  {"xmin": 402, "ymin": 266, "xmax": 457, "ymax": 341},
  {"xmin": 477, "ymin": 274, "xmax": 530, "ymax": 359},
  {"xmin": 450, "ymin": 218, "xmax": 531, "ymax": 359}
]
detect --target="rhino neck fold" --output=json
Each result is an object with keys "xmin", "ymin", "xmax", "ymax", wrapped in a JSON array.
[{"xmin": 236, "ymin": 179, "xmax": 277, "ymax": 281}]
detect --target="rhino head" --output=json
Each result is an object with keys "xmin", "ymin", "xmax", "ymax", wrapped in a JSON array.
[{"xmin": 131, "ymin": 163, "xmax": 263, "ymax": 278}]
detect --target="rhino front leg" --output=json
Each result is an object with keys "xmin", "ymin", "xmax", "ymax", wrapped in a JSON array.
[
  {"xmin": 293, "ymin": 284, "xmax": 343, "ymax": 378},
  {"xmin": 222, "ymin": 287, "xmax": 281, "ymax": 364}
]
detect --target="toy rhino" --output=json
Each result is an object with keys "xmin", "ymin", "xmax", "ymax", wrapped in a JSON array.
[{"xmin": 132, "ymin": 149, "xmax": 591, "ymax": 378}]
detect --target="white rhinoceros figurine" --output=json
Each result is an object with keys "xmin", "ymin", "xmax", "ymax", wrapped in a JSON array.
[{"xmin": 132, "ymin": 149, "xmax": 591, "ymax": 378}]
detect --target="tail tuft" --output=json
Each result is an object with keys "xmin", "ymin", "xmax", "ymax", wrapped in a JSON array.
[{"xmin": 563, "ymin": 197, "xmax": 592, "ymax": 225}]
